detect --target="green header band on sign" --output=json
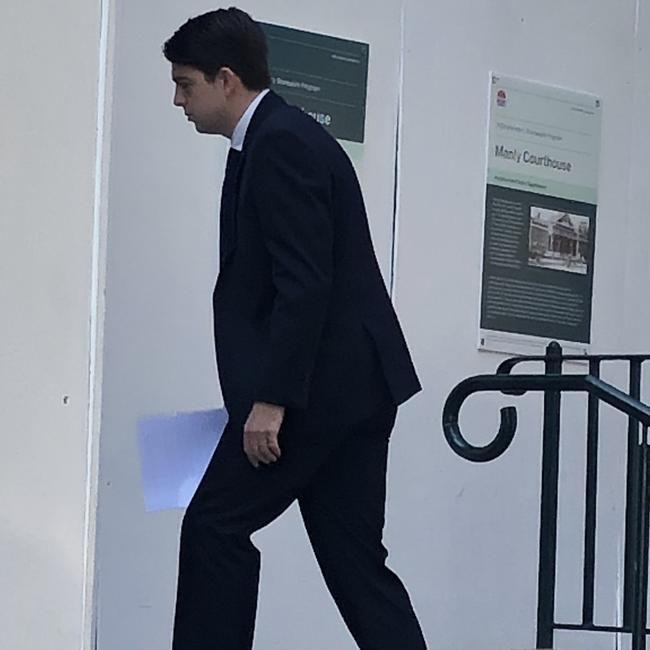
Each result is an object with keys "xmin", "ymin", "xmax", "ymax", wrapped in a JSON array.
[{"xmin": 487, "ymin": 170, "xmax": 598, "ymax": 205}]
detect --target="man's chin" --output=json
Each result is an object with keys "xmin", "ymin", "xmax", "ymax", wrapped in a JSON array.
[{"xmin": 193, "ymin": 122, "xmax": 219, "ymax": 135}]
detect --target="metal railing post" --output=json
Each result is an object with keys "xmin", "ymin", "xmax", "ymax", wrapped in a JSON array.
[
  {"xmin": 581, "ymin": 359, "xmax": 600, "ymax": 626},
  {"xmin": 632, "ymin": 426, "xmax": 650, "ymax": 650},
  {"xmin": 624, "ymin": 360, "xmax": 642, "ymax": 635},
  {"xmin": 536, "ymin": 341, "xmax": 563, "ymax": 649}
]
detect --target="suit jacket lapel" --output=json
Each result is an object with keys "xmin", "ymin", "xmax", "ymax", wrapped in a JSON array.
[
  {"xmin": 242, "ymin": 90, "xmax": 286, "ymax": 150},
  {"xmin": 219, "ymin": 91, "xmax": 286, "ymax": 271},
  {"xmin": 219, "ymin": 149, "xmax": 244, "ymax": 271}
]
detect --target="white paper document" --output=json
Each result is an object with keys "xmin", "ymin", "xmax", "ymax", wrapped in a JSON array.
[{"xmin": 137, "ymin": 408, "xmax": 228, "ymax": 512}]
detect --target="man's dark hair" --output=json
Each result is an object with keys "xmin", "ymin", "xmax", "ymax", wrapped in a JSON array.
[{"xmin": 163, "ymin": 7, "xmax": 271, "ymax": 90}]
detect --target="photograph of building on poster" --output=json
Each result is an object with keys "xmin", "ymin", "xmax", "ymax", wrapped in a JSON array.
[
  {"xmin": 528, "ymin": 208, "xmax": 590, "ymax": 276},
  {"xmin": 479, "ymin": 74, "xmax": 602, "ymax": 352}
]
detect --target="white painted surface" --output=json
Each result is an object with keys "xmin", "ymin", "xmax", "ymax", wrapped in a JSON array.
[
  {"xmin": 0, "ymin": 1, "xmax": 103, "ymax": 649},
  {"xmin": 394, "ymin": 1, "xmax": 644, "ymax": 649},
  {"xmin": 95, "ymin": 2, "xmax": 650, "ymax": 650}
]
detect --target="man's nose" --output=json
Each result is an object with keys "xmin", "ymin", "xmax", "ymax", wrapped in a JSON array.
[{"xmin": 173, "ymin": 89, "xmax": 184, "ymax": 107}]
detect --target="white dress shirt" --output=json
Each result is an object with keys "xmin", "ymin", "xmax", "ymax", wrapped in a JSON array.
[{"xmin": 230, "ymin": 89, "xmax": 270, "ymax": 152}]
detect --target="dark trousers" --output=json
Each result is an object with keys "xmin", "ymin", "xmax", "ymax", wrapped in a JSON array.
[{"xmin": 172, "ymin": 403, "xmax": 427, "ymax": 650}]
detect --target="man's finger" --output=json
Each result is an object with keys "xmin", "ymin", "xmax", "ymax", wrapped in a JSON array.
[
  {"xmin": 256, "ymin": 443, "xmax": 278, "ymax": 465},
  {"xmin": 243, "ymin": 429, "xmax": 281, "ymax": 466},
  {"xmin": 267, "ymin": 438, "xmax": 281, "ymax": 459},
  {"xmin": 243, "ymin": 439, "xmax": 259, "ymax": 468},
  {"xmin": 244, "ymin": 437, "xmax": 273, "ymax": 466}
]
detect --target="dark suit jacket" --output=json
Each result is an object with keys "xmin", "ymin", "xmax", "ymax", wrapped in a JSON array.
[{"xmin": 213, "ymin": 90, "xmax": 421, "ymax": 426}]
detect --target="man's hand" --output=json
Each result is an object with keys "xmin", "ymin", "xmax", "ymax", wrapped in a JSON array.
[{"xmin": 243, "ymin": 402, "xmax": 285, "ymax": 468}]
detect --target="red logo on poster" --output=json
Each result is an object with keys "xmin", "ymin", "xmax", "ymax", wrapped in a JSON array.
[{"xmin": 497, "ymin": 89, "xmax": 507, "ymax": 107}]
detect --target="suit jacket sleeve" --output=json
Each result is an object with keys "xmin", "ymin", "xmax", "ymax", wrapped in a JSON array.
[{"xmin": 251, "ymin": 129, "xmax": 333, "ymax": 409}]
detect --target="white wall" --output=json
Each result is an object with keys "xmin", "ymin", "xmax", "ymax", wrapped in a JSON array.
[
  {"xmin": 0, "ymin": 1, "xmax": 103, "ymax": 649},
  {"xmin": 394, "ymin": 1, "xmax": 646, "ymax": 649},
  {"xmin": 95, "ymin": 1, "xmax": 650, "ymax": 650},
  {"xmin": 624, "ymin": 0, "xmax": 650, "ymax": 350}
]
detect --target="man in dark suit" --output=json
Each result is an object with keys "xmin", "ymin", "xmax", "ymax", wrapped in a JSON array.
[{"xmin": 164, "ymin": 8, "xmax": 427, "ymax": 649}]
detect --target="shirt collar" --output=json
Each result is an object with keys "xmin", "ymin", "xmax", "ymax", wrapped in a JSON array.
[{"xmin": 230, "ymin": 89, "xmax": 270, "ymax": 152}]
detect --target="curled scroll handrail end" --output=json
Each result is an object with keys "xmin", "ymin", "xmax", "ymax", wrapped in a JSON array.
[{"xmin": 442, "ymin": 384, "xmax": 518, "ymax": 463}]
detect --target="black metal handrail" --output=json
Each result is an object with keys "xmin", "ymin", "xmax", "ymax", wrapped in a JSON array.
[
  {"xmin": 443, "ymin": 373, "xmax": 650, "ymax": 462},
  {"xmin": 497, "ymin": 353, "xmax": 650, "ymax": 376},
  {"xmin": 442, "ymin": 342, "xmax": 650, "ymax": 650}
]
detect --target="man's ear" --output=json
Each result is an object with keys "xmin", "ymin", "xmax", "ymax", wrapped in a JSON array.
[{"xmin": 218, "ymin": 67, "xmax": 241, "ymax": 97}]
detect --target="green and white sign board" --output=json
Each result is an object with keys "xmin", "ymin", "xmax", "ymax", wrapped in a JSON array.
[
  {"xmin": 479, "ymin": 74, "xmax": 602, "ymax": 354},
  {"xmin": 261, "ymin": 23, "xmax": 369, "ymax": 143}
]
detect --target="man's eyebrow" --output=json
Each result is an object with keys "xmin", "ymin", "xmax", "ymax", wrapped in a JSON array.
[{"xmin": 172, "ymin": 75, "xmax": 192, "ymax": 83}]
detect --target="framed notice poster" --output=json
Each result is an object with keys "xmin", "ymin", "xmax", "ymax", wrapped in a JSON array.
[
  {"xmin": 479, "ymin": 74, "xmax": 602, "ymax": 355},
  {"xmin": 261, "ymin": 22, "xmax": 369, "ymax": 143}
]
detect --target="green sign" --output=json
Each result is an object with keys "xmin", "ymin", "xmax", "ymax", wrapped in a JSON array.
[
  {"xmin": 479, "ymin": 74, "xmax": 602, "ymax": 353},
  {"xmin": 261, "ymin": 23, "xmax": 369, "ymax": 143}
]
